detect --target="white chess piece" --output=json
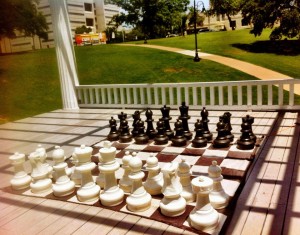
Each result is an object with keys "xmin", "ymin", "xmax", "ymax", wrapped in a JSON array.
[
  {"xmin": 177, "ymin": 158, "xmax": 195, "ymax": 203},
  {"xmin": 35, "ymin": 144, "xmax": 52, "ymax": 177},
  {"xmin": 74, "ymin": 144, "xmax": 100, "ymax": 202},
  {"xmin": 119, "ymin": 151, "xmax": 133, "ymax": 193},
  {"xmin": 208, "ymin": 160, "xmax": 229, "ymax": 209},
  {"xmin": 189, "ymin": 176, "xmax": 219, "ymax": 233},
  {"xmin": 160, "ymin": 162, "xmax": 186, "ymax": 217},
  {"xmin": 99, "ymin": 141, "xmax": 124, "ymax": 206},
  {"xmin": 96, "ymin": 154, "xmax": 104, "ymax": 189},
  {"xmin": 126, "ymin": 152, "xmax": 152, "ymax": 212},
  {"xmin": 143, "ymin": 153, "xmax": 163, "ymax": 195},
  {"xmin": 9, "ymin": 152, "xmax": 31, "ymax": 190},
  {"xmin": 29, "ymin": 151, "xmax": 52, "ymax": 194},
  {"xmin": 52, "ymin": 146, "xmax": 75, "ymax": 197}
]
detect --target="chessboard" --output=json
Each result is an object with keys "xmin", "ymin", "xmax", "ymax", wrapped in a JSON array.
[{"xmin": 7, "ymin": 106, "xmax": 271, "ymax": 235}]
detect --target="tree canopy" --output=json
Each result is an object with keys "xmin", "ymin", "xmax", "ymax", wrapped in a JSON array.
[
  {"xmin": 241, "ymin": 0, "xmax": 300, "ymax": 40},
  {"xmin": 110, "ymin": 0, "xmax": 189, "ymax": 38},
  {"xmin": 0, "ymin": 0, "xmax": 48, "ymax": 39}
]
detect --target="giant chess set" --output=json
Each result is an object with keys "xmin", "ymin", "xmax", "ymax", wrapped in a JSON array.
[{"xmin": 9, "ymin": 103, "xmax": 264, "ymax": 234}]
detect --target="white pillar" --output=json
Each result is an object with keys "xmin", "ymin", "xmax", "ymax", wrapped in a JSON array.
[{"xmin": 49, "ymin": 0, "xmax": 79, "ymax": 109}]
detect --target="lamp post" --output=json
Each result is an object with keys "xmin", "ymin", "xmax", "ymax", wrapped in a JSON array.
[{"xmin": 193, "ymin": 0, "xmax": 205, "ymax": 62}]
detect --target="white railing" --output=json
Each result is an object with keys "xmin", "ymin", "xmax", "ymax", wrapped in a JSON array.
[{"xmin": 76, "ymin": 79, "xmax": 300, "ymax": 111}]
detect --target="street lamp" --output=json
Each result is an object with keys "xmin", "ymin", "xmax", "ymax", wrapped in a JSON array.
[{"xmin": 193, "ymin": 0, "xmax": 205, "ymax": 62}]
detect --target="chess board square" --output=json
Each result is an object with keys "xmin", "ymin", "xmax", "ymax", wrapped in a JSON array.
[
  {"xmin": 227, "ymin": 145, "xmax": 255, "ymax": 160},
  {"xmin": 182, "ymin": 143, "xmax": 209, "ymax": 156},
  {"xmin": 120, "ymin": 198, "xmax": 160, "ymax": 217},
  {"xmin": 173, "ymin": 155, "xmax": 201, "ymax": 166},
  {"xmin": 162, "ymin": 146, "xmax": 185, "ymax": 155},
  {"xmin": 220, "ymin": 159, "xmax": 251, "ymax": 178},
  {"xmin": 222, "ymin": 179, "xmax": 240, "ymax": 197},
  {"xmin": 135, "ymin": 151, "xmax": 158, "ymax": 161},
  {"xmin": 114, "ymin": 141, "xmax": 132, "ymax": 150},
  {"xmin": 190, "ymin": 165, "xmax": 209, "ymax": 176},
  {"xmin": 202, "ymin": 148, "xmax": 228, "ymax": 158},
  {"xmin": 143, "ymin": 145, "xmax": 166, "ymax": 152},
  {"xmin": 195, "ymin": 157, "xmax": 224, "ymax": 166},
  {"xmin": 125, "ymin": 143, "xmax": 147, "ymax": 152},
  {"xmin": 155, "ymin": 153, "xmax": 177, "ymax": 162}
]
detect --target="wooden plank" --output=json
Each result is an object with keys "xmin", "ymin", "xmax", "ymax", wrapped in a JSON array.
[
  {"xmin": 107, "ymin": 214, "xmax": 140, "ymax": 235},
  {"xmin": 125, "ymin": 218, "xmax": 154, "ymax": 235},
  {"xmin": 144, "ymin": 220, "xmax": 169, "ymax": 235}
]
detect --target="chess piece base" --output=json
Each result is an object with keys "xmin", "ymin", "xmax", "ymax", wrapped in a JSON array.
[
  {"xmin": 77, "ymin": 183, "xmax": 100, "ymax": 202},
  {"xmin": 209, "ymin": 191, "xmax": 229, "ymax": 209},
  {"xmin": 53, "ymin": 180, "xmax": 75, "ymax": 197},
  {"xmin": 189, "ymin": 207, "xmax": 219, "ymax": 233},
  {"xmin": 10, "ymin": 175, "xmax": 31, "ymax": 191},
  {"xmin": 119, "ymin": 135, "xmax": 132, "ymax": 143},
  {"xmin": 30, "ymin": 178, "xmax": 52, "ymax": 194},
  {"xmin": 192, "ymin": 137, "xmax": 207, "ymax": 148},
  {"xmin": 237, "ymin": 139, "xmax": 255, "ymax": 150},
  {"xmin": 107, "ymin": 133, "xmax": 119, "ymax": 141},
  {"xmin": 100, "ymin": 186, "xmax": 124, "ymax": 206},
  {"xmin": 203, "ymin": 132, "xmax": 213, "ymax": 141},
  {"xmin": 126, "ymin": 191, "xmax": 152, "ymax": 212},
  {"xmin": 213, "ymin": 138, "xmax": 230, "ymax": 148},
  {"xmin": 143, "ymin": 173, "xmax": 163, "ymax": 196},
  {"xmin": 134, "ymin": 135, "xmax": 149, "ymax": 145},
  {"xmin": 160, "ymin": 195, "xmax": 186, "ymax": 217},
  {"xmin": 154, "ymin": 136, "xmax": 169, "ymax": 145},
  {"xmin": 171, "ymin": 137, "xmax": 187, "ymax": 147}
]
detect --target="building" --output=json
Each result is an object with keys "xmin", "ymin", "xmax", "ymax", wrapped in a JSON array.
[{"xmin": 0, "ymin": 0, "xmax": 120, "ymax": 54}]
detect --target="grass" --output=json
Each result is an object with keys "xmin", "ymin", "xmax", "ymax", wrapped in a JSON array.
[{"xmin": 1, "ymin": 29, "xmax": 300, "ymax": 123}]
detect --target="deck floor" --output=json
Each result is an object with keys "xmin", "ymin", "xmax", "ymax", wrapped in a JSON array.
[{"xmin": 0, "ymin": 108, "xmax": 299, "ymax": 235}]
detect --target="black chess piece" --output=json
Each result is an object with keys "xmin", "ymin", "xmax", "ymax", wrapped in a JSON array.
[
  {"xmin": 178, "ymin": 102, "xmax": 192, "ymax": 140},
  {"xmin": 223, "ymin": 112, "xmax": 234, "ymax": 142},
  {"xmin": 134, "ymin": 118, "xmax": 149, "ymax": 144},
  {"xmin": 145, "ymin": 108, "xmax": 157, "ymax": 139},
  {"xmin": 154, "ymin": 119, "xmax": 169, "ymax": 145},
  {"xmin": 160, "ymin": 105, "xmax": 174, "ymax": 139},
  {"xmin": 131, "ymin": 110, "xmax": 140, "ymax": 137},
  {"xmin": 192, "ymin": 119, "xmax": 207, "ymax": 148},
  {"xmin": 212, "ymin": 116, "xmax": 230, "ymax": 148},
  {"xmin": 107, "ymin": 116, "xmax": 119, "ymax": 141},
  {"xmin": 118, "ymin": 112, "xmax": 127, "ymax": 133},
  {"xmin": 242, "ymin": 115, "xmax": 256, "ymax": 143},
  {"xmin": 237, "ymin": 120, "xmax": 255, "ymax": 150},
  {"xmin": 119, "ymin": 119, "xmax": 133, "ymax": 143},
  {"xmin": 201, "ymin": 107, "xmax": 213, "ymax": 141},
  {"xmin": 172, "ymin": 119, "xmax": 187, "ymax": 147}
]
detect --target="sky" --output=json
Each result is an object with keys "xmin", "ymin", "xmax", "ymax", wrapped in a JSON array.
[{"xmin": 189, "ymin": 0, "xmax": 209, "ymax": 8}]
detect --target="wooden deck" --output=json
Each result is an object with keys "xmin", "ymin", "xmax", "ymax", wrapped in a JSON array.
[{"xmin": 0, "ymin": 108, "xmax": 299, "ymax": 235}]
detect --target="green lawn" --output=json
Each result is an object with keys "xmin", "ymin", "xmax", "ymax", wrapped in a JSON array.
[{"xmin": 1, "ymin": 28, "xmax": 299, "ymax": 123}]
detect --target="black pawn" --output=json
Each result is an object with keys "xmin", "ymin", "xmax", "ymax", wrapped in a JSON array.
[
  {"xmin": 118, "ymin": 112, "xmax": 127, "ymax": 133},
  {"xmin": 154, "ymin": 119, "xmax": 169, "ymax": 145},
  {"xmin": 119, "ymin": 119, "xmax": 132, "ymax": 143},
  {"xmin": 242, "ymin": 115, "xmax": 256, "ymax": 143},
  {"xmin": 160, "ymin": 105, "xmax": 174, "ymax": 139},
  {"xmin": 131, "ymin": 110, "xmax": 140, "ymax": 137},
  {"xmin": 178, "ymin": 102, "xmax": 192, "ymax": 140},
  {"xmin": 145, "ymin": 108, "xmax": 157, "ymax": 139},
  {"xmin": 223, "ymin": 112, "xmax": 234, "ymax": 142},
  {"xmin": 172, "ymin": 119, "xmax": 187, "ymax": 147},
  {"xmin": 107, "ymin": 116, "xmax": 119, "ymax": 141},
  {"xmin": 213, "ymin": 116, "xmax": 230, "ymax": 148},
  {"xmin": 237, "ymin": 121, "xmax": 255, "ymax": 150},
  {"xmin": 192, "ymin": 119, "xmax": 207, "ymax": 148},
  {"xmin": 134, "ymin": 119, "xmax": 149, "ymax": 145},
  {"xmin": 201, "ymin": 107, "xmax": 213, "ymax": 141}
]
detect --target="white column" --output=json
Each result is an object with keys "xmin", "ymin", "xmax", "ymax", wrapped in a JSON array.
[{"xmin": 49, "ymin": 0, "xmax": 79, "ymax": 109}]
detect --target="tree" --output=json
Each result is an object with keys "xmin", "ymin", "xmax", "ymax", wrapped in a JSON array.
[
  {"xmin": 110, "ymin": 0, "xmax": 189, "ymax": 38},
  {"xmin": 241, "ymin": 0, "xmax": 300, "ymax": 40},
  {"xmin": 209, "ymin": 0, "xmax": 242, "ymax": 30},
  {"xmin": 0, "ymin": 0, "xmax": 48, "ymax": 40},
  {"xmin": 187, "ymin": 6, "xmax": 205, "ymax": 29},
  {"xmin": 75, "ymin": 25, "xmax": 93, "ymax": 34}
]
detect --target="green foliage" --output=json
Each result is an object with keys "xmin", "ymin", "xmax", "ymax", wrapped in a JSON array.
[
  {"xmin": 110, "ymin": 0, "xmax": 189, "ymax": 38},
  {"xmin": 241, "ymin": 0, "xmax": 300, "ymax": 40},
  {"xmin": 75, "ymin": 25, "xmax": 93, "ymax": 34},
  {"xmin": 0, "ymin": 0, "xmax": 48, "ymax": 40}
]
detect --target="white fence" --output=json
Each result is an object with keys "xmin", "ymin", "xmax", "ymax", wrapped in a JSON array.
[{"xmin": 76, "ymin": 79, "xmax": 300, "ymax": 111}]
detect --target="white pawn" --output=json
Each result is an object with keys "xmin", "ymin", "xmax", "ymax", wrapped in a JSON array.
[
  {"xmin": 119, "ymin": 151, "xmax": 133, "ymax": 193},
  {"xmin": 9, "ymin": 152, "xmax": 31, "ymax": 190},
  {"xmin": 160, "ymin": 162, "xmax": 186, "ymax": 217},
  {"xmin": 52, "ymin": 146, "xmax": 75, "ymax": 197},
  {"xmin": 189, "ymin": 176, "xmax": 219, "ymax": 233},
  {"xmin": 208, "ymin": 160, "xmax": 229, "ymax": 209},
  {"xmin": 96, "ymin": 155, "xmax": 104, "ymax": 189},
  {"xmin": 126, "ymin": 152, "xmax": 152, "ymax": 212},
  {"xmin": 29, "ymin": 151, "xmax": 52, "ymax": 194},
  {"xmin": 143, "ymin": 153, "xmax": 163, "ymax": 195},
  {"xmin": 74, "ymin": 144, "xmax": 100, "ymax": 202},
  {"xmin": 35, "ymin": 144, "xmax": 52, "ymax": 177},
  {"xmin": 177, "ymin": 158, "xmax": 195, "ymax": 203},
  {"xmin": 99, "ymin": 141, "xmax": 124, "ymax": 206}
]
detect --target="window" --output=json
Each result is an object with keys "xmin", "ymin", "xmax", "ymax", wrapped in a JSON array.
[
  {"xmin": 84, "ymin": 3, "xmax": 92, "ymax": 11},
  {"xmin": 86, "ymin": 18, "xmax": 94, "ymax": 26},
  {"xmin": 241, "ymin": 18, "xmax": 249, "ymax": 26}
]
